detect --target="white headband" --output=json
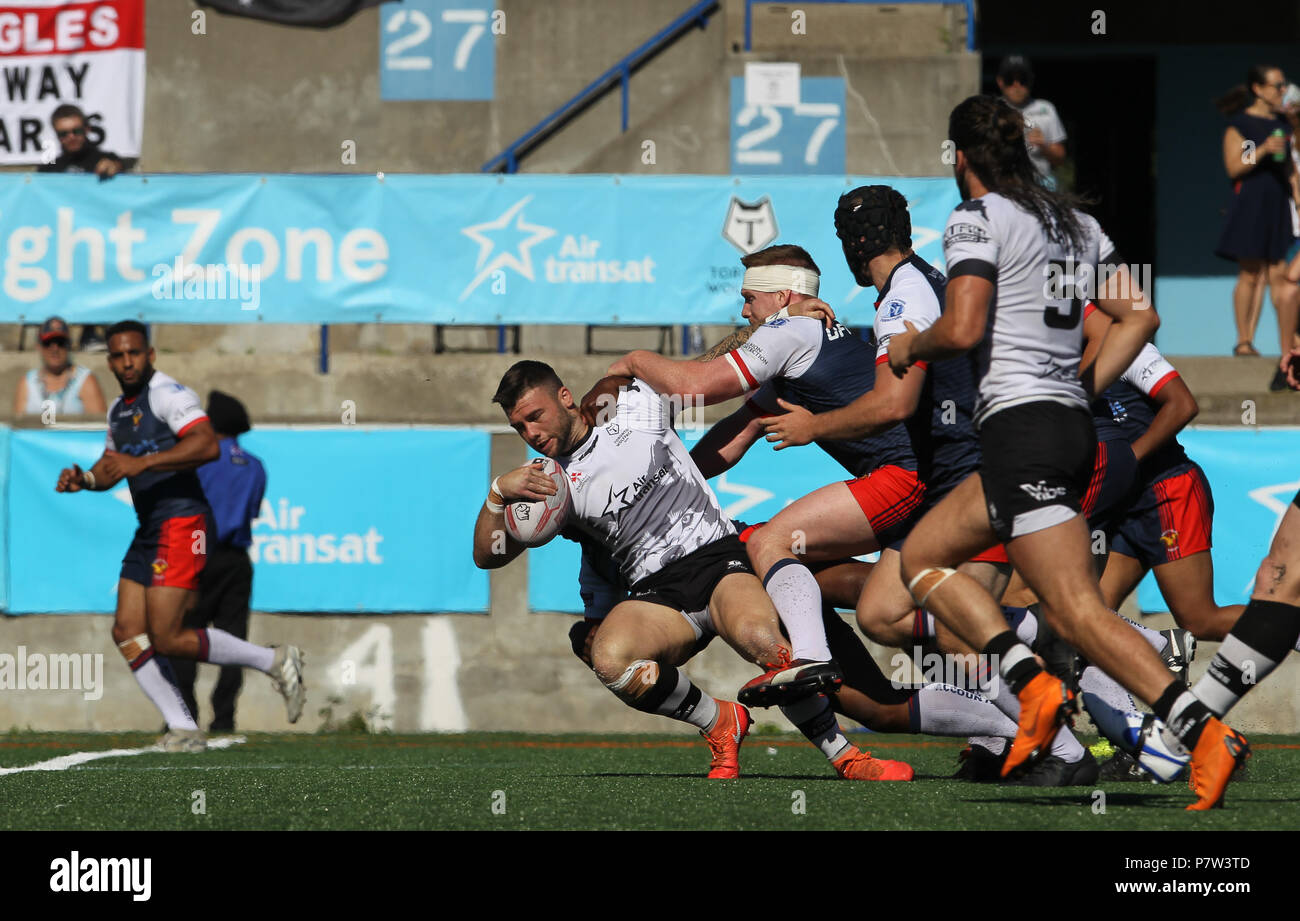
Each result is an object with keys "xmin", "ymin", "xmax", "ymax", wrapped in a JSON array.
[{"xmin": 741, "ymin": 264, "xmax": 820, "ymax": 297}]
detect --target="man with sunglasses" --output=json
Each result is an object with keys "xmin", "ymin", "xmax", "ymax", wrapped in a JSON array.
[
  {"xmin": 996, "ymin": 55, "xmax": 1067, "ymax": 188},
  {"xmin": 13, "ymin": 316, "xmax": 107, "ymax": 418},
  {"xmin": 38, "ymin": 104, "xmax": 124, "ymax": 179}
]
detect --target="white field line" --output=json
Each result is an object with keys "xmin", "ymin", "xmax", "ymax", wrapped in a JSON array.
[{"xmin": 0, "ymin": 736, "xmax": 245, "ymax": 776}]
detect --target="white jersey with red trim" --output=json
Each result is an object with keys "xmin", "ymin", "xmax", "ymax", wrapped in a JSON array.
[
  {"xmin": 1091, "ymin": 340, "xmax": 1189, "ymax": 474},
  {"xmin": 942, "ymin": 193, "xmax": 1104, "ymax": 424},
  {"xmin": 555, "ymin": 378, "xmax": 734, "ymax": 587}
]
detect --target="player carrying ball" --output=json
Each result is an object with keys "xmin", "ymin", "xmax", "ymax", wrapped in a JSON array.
[{"xmin": 472, "ymin": 360, "xmax": 912, "ymax": 781}]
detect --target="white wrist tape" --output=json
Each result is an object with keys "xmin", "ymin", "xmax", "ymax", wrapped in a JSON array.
[
  {"xmin": 486, "ymin": 476, "xmax": 505, "ymax": 514},
  {"xmin": 740, "ymin": 265, "xmax": 820, "ymax": 296},
  {"xmin": 82, "ymin": 469, "xmax": 96, "ymax": 490}
]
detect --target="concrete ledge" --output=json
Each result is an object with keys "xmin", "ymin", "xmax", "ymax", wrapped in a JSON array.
[{"xmin": 2, "ymin": 609, "xmax": 1295, "ymax": 736}]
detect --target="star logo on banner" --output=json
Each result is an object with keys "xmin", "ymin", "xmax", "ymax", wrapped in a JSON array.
[
  {"xmin": 458, "ymin": 196, "xmax": 556, "ymax": 301},
  {"xmin": 1243, "ymin": 479, "xmax": 1300, "ymax": 591}
]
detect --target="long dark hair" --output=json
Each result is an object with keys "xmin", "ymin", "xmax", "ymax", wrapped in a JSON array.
[
  {"xmin": 1215, "ymin": 65, "xmax": 1279, "ymax": 116},
  {"xmin": 948, "ymin": 94, "xmax": 1087, "ymax": 249}
]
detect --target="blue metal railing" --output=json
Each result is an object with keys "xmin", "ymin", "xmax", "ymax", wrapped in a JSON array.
[
  {"xmin": 744, "ymin": 0, "xmax": 975, "ymax": 53},
  {"xmin": 482, "ymin": 0, "xmax": 719, "ymax": 173}
]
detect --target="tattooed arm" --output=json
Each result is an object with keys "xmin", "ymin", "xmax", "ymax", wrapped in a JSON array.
[{"xmin": 696, "ymin": 326, "xmax": 755, "ymax": 362}]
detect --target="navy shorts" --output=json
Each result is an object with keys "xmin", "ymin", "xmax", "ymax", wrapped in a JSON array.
[
  {"xmin": 1110, "ymin": 462, "xmax": 1214, "ymax": 570},
  {"xmin": 1082, "ymin": 438, "xmax": 1139, "ymax": 535}
]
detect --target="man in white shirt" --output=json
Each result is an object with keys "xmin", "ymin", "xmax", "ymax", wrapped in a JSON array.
[{"xmin": 997, "ymin": 55, "xmax": 1067, "ymax": 188}]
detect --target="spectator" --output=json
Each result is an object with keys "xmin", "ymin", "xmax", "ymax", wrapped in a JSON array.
[
  {"xmin": 1214, "ymin": 66, "xmax": 1297, "ymax": 373},
  {"xmin": 996, "ymin": 54, "xmax": 1067, "ymax": 188},
  {"xmin": 38, "ymin": 104, "xmax": 126, "ymax": 351},
  {"xmin": 172, "ymin": 391, "xmax": 268, "ymax": 732},
  {"xmin": 12, "ymin": 317, "xmax": 106, "ymax": 418},
  {"xmin": 38, "ymin": 104, "xmax": 123, "ymax": 179}
]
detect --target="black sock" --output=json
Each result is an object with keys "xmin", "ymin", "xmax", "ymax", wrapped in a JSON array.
[
  {"xmin": 1154, "ymin": 680, "xmax": 1213, "ymax": 750},
  {"xmin": 1193, "ymin": 600, "xmax": 1300, "ymax": 717}
]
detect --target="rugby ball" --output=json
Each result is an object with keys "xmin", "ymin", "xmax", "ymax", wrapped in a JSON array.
[{"xmin": 504, "ymin": 457, "xmax": 572, "ymax": 547}]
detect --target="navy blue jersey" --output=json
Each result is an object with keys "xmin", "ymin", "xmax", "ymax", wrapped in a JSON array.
[
  {"xmin": 727, "ymin": 314, "xmax": 915, "ymax": 477},
  {"xmin": 106, "ymin": 370, "xmax": 211, "ymax": 522},
  {"xmin": 1088, "ymin": 336, "xmax": 1188, "ymax": 480},
  {"xmin": 870, "ymin": 254, "xmax": 983, "ymax": 496}
]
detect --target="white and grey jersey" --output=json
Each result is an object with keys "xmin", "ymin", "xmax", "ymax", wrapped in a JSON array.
[
  {"xmin": 556, "ymin": 378, "xmax": 735, "ymax": 586},
  {"xmin": 943, "ymin": 193, "xmax": 1103, "ymax": 425}
]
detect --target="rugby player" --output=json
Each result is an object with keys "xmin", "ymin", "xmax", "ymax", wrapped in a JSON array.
[
  {"xmin": 1083, "ymin": 306, "xmax": 1245, "ymax": 641},
  {"xmin": 884, "ymin": 95, "xmax": 1248, "ymax": 809},
  {"xmin": 472, "ymin": 360, "xmax": 912, "ymax": 781},
  {"xmin": 566, "ymin": 527, "xmax": 1020, "ymax": 753},
  {"xmin": 611, "ymin": 231, "xmax": 1098, "ymax": 784},
  {"xmin": 1185, "ymin": 350, "xmax": 1300, "ymax": 791},
  {"xmin": 55, "ymin": 321, "xmax": 305, "ymax": 752}
]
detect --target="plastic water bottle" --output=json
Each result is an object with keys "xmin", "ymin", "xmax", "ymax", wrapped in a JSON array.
[{"xmin": 1272, "ymin": 128, "xmax": 1287, "ymax": 162}]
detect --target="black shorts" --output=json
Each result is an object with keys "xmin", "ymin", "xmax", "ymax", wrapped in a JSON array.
[
  {"xmin": 628, "ymin": 534, "xmax": 754, "ymax": 615},
  {"xmin": 978, "ymin": 401, "xmax": 1096, "ymax": 543}
]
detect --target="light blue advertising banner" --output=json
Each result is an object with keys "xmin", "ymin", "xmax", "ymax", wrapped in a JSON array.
[
  {"xmin": 531, "ymin": 426, "xmax": 1300, "ymax": 615},
  {"xmin": 0, "ymin": 174, "xmax": 958, "ymax": 326},
  {"xmin": 730, "ymin": 77, "xmax": 846, "ymax": 175},
  {"xmin": 5, "ymin": 428, "xmax": 489, "ymax": 614},
  {"xmin": 528, "ymin": 428, "xmax": 852, "ymax": 614},
  {"xmin": 380, "ymin": 0, "xmax": 496, "ymax": 100},
  {"xmin": 1136, "ymin": 428, "xmax": 1300, "ymax": 614}
]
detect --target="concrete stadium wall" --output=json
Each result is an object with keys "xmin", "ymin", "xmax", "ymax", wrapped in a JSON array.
[{"xmin": 3, "ymin": 602, "xmax": 1298, "ymax": 737}]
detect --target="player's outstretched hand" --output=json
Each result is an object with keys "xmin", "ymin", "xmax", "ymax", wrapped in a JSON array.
[
  {"xmin": 1283, "ymin": 347, "xmax": 1300, "ymax": 391},
  {"xmin": 497, "ymin": 462, "xmax": 558, "ymax": 502},
  {"xmin": 887, "ymin": 321, "xmax": 920, "ymax": 377},
  {"xmin": 786, "ymin": 297, "xmax": 836, "ymax": 328},
  {"xmin": 760, "ymin": 398, "xmax": 817, "ymax": 450},
  {"xmin": 55, "ymin": 464, "xmax": 85, "ymax": 493}
]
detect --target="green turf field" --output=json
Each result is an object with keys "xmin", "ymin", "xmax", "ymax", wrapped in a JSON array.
[{"xmin": 1, "ymin": 731, "xmax": 1296, "ymax": 830}]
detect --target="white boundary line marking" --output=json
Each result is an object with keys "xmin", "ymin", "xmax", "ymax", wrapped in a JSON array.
[{"xmin": 0, "ymin": 736, "xmax": 245, "ymax": 775}]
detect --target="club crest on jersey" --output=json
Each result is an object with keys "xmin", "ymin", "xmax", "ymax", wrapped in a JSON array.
[
  {"xmin": 1160, "ymin": 529, "xmax": 1179, "ymax": 549},
  {"xmin": 150, "ymin": 559, "xmax": 167, "ymax": 575},
  {"xmin": 721, "ymin": 196, "xmax": 779, "ymax": 255},
  {"xmin": 131, "ymin": 410, "xmax": 143, "ymax": 428},
  {"xmin": 605, "ymin": 422, "xmax": 619, "ymax": 436},
  {"xmin": 882, "ymin": 299, "xmax": 906, "ymax": 319}
]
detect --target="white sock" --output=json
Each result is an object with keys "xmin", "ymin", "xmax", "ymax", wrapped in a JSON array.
[
  {"xmin": 763, "ymin": 559, "xmax": 833, "ymax": 661},
  {"xmin": 1049, "ymin": 724, "xmax": 1086, "ymax": 762},
  {"xmin": 910, "ymin": 683, "xmax": 1018, "ymax": 739},
  {"xmin": 1115, "ymin": 613, "xmax": 1167, "ymax": 652},
  {"xmin": 781, "ymin": 694, "xmax": 851, "ymax": 761},
  {"xmin": 202, "ymin": 628, "xmax": 275, "ymax": 672},
  {"xmin": 131, "ymin": 653, "xmax": 197, "ymax": 730},
  {"xmin": 968, "ymin": 734, "xmax": 1008, "ymax": 755}
]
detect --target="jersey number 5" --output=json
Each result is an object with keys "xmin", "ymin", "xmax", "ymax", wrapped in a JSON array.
[{"xmin": 1043, "ymin": 259, "xmax": 1083, "ymax": 330}]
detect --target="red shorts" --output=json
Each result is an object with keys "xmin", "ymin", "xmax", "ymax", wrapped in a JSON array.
[
  {"xmin": 121, "ymin": 513, "xmax": 210, "ymax": 590},
  {"xmin": 844, "ymin": 465, "xmax": 926, "ymax": 545}
]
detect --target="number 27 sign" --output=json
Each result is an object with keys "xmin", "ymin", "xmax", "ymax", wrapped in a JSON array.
[
  {"xmin": 730, "ymin": 77, "xmax": 845, "ymax": 175},
  {"xmin": 380, "ymin": 0, "xmax": 498, "ymax": 101}
]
